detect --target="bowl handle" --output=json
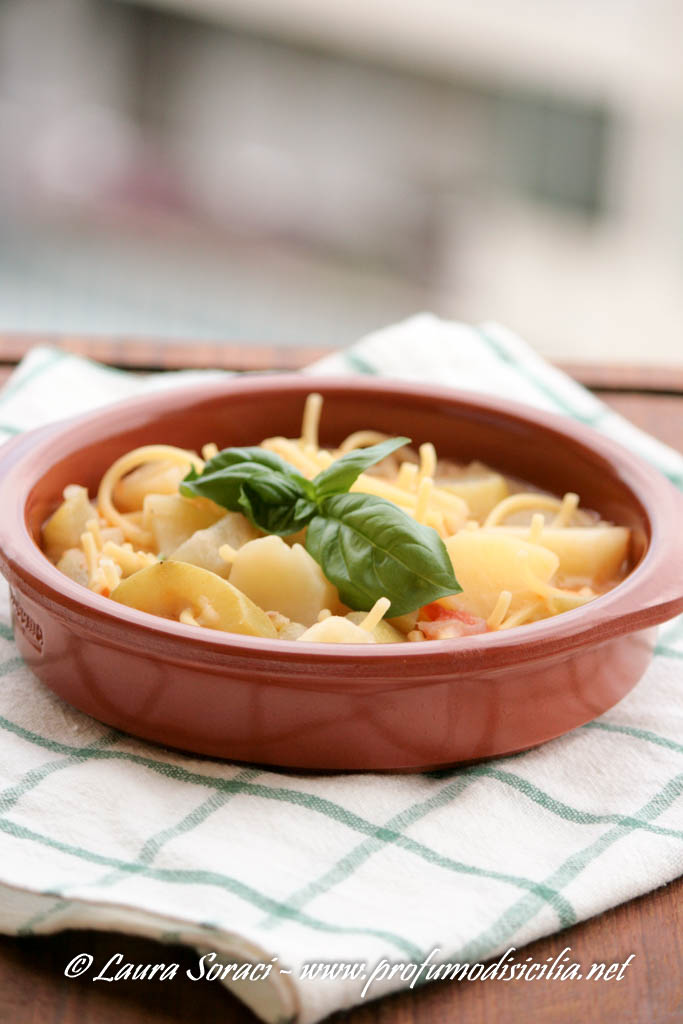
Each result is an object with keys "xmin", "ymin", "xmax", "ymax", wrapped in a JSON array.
[
  {"xmin": 0, "ymin": 424, "xmax": 64, "ymax": 571},
  {"xmin": 0, "ymin": 422, "xmax": 59, "ymax": 468},
  {"xmin": 600, "ymin": 485, "xmax": 683, "ymax": 639}
]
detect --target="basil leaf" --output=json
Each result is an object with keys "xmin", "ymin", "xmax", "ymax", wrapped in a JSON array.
[
  {"xmin": 313, "ymin": 436, "xmax": 410, "ymax": 500},
  {"xmin": 184, "ymin": 447, "xmax": 314, "ymax": 497},
  {"xmin": 305, "ymin": 492, "xmax": 461, "ymax": 616},
  {"xmin": 238, "ymin": 486, "xmax": 316, "ymax": 536},
  {"xmin": 179, "ymin": 440, "xmax": 462, "ymax": 608},
  {"xmin": 181, "ymin": 461, "xmax": 314, "ymax": 535}
]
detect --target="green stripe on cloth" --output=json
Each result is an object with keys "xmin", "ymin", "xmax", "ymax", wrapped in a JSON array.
[
  {"xmin": 0, "ymin": 715, "xmax": 572, "ymax": 919},
  {"xmin": 584, "ymin": 721, "xmax": 683, "ymax": 757},
  {"xmin": 475, "ymin": 763, "xmax": 683, "ymax": 839},
  {"xmin": 345, "ymin": 352, "xmax": 378, "ymax": 375},
  {"xmin": 262, "ymin": 770, "xmax": 576, "ymax": 931},
  {"xmin": 477, "ymin": 326, "xmax": 605, "ymax": 425},
  {"xmin": 138, "ymin": 775, "xmax": 262, "ymax": 864},
  {"xmin": 0, "ymin": 657, "xmax": 30, "ymax": 677},
  {"xmin": 442, "ymin": 768, "xmax": 683, "ymax": 967},
  {"xmin": 17, "ymin": 898, "xmax": 71, "ymax": 938},
  {"xmin": 655, "ymin": 644, "xmax": 683, "ymax": 661},
  {"xmin": 0, "ymin": 815, "xmax": 422, "ymax": 958},
  {"xmin": 0, "ymin": 348, "xmax": 66, "ymax": 407},
  {"xmin": 19, "ymin": 768, "xmax": 263, "ymax": 935},
  {"xmin": 0, "ymin": 729, "xmax": 121, "ymax": 816},
  {"xmin": 264, "ymin": 751, "xmax": 683, "ymax": 938}
]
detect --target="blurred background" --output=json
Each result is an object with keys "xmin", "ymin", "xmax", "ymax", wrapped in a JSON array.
[{"xmin": 0, "ymin": 0, "xmax": 682, "ymax": 362}]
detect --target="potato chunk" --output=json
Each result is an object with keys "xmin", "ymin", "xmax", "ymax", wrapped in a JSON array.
[
  {"xmin": 228, "ymin": 535, "xmax": 339, "ymax": 626},
  {"xmin": 42, "ymin": 485, "xmax": 97, "ymax": 562},
  {"xmin": 170, "ymin": 513, "xmax": 260, "ymax": 578},
  {"xmin": 142, "ymin": 494, "xmax": 224, "ymax": 556},
  {"xmin": 114, "ymin": 460, "xmax": 190, "ymax": 513},
  {"xmin": 111, "ymin": 560, "xmax": 277, "ymax": 638},
  {"xmin": 297, "ymin": 616, "xmax": 375, "ymax": 644},
  {"xmin": 55, "ymin": 547, "xmax": 89, "ymax": 587},
  {"xmin": 345, "ymin": 612, "xmax": 406, "ymax": 643},
  {"xmin": 487, "ymin": 525, "xmax": 629, "ymax": 583},
  {"xmin": 438, "ymin": 471, "xmax": 509, "ymax": 521},
  {"xmin": 445, "ymin": 529, "xmax": 559, "ymax": 619}
]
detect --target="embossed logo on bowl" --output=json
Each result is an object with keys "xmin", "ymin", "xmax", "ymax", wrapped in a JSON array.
[{"xmin": 10, "ymin": 589, "xmax": 43, "ymax": 653}]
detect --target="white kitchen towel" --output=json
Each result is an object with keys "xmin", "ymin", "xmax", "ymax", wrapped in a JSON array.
[{"xmin": 0, "ymin": 315, "xmax": 681, "ymax": 1023}]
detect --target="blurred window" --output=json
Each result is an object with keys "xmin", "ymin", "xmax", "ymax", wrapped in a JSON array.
[{"xmin": 494, "ymin": 91, "xmax": 607, "ymax": 215}]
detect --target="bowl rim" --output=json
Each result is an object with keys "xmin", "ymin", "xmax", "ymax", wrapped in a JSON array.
[{"xmin": 1, "ymin": 373, "xmax": 682, "ymax": 675}]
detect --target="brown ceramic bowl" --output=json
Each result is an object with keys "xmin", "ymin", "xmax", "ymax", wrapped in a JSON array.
[{"xmin": 0, "ymin": 376, "xmax": 682, "ymax": 771}]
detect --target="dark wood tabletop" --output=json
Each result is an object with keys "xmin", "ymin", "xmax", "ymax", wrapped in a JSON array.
[{"xmin": 0, "ymin": 334, "xmax": 681, "ymax": 1024}]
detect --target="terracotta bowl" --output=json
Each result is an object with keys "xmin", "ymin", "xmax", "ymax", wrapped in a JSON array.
[{"xmin": 0, "ymin": 376, "xmax": 681, "ymax": 772}]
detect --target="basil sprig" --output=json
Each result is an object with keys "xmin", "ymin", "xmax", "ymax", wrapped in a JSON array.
[
  {"xmin": 182, "ymin": 448, "xmax": 317, "ymax": 536},
  {"xmin": 180, "ymin": 438, "xmax": 461, "ymax": 616}
]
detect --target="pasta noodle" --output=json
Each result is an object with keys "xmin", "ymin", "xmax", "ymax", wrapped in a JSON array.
[
  {"xmin": 98, "ymin": 445, "xmax": 204, "ymax": 546},
  {"xmin": 300, "ymin": 391, "xmax": 323, "ymax": 451},
  {"xmin": 41, "ymin": 394, "xmax": 631, "ymax": 643}
]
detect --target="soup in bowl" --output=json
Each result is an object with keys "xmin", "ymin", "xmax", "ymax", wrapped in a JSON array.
[{"xmin": 0, "ymin": 376, "xmax": 681, "ymax": 770}]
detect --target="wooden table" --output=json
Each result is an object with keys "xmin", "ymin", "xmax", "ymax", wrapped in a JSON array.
[{"xmin": 0, "ymin": 334, "xmax": 681, "ymax": 1024}]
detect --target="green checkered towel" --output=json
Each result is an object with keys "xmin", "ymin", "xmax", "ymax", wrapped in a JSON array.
[{"xmin": 0, "ymin": 316, "xmax": 681, "ymax": 1023}]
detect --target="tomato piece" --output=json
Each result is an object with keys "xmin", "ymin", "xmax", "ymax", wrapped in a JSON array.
[
  {"xmin": 418, "ymin": 602, "xmax": 488, "ymax": 639},
  {"xmin": 419, "ymin": 602, "xmax": 480, "ymax": 626}
]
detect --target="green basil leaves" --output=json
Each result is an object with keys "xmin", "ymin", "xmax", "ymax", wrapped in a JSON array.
[
  {"xmin": 182, "ymin": 448, "xmax": 316, "ymax": 536},
  {"xmin": 312, "ymin": 436, "xmax": 409, "ymax": 499},
  {"xmin": 180, "ymin": 438, "xmax": 461, "ymax": 615},
  {"xmin": 305, "ymin": 493, "xmax": 461, "ymax": 616}
]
